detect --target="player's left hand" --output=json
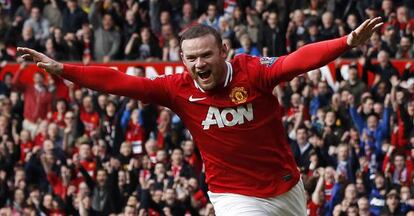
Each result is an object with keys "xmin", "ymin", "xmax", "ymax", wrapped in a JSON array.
[
  {"xmin": 17, "ymin": 47, "xmax": 63, "ymax": 75},
  {"xmin": 347, "ymin": 17, "xmax": 383, "ymax": 47}
]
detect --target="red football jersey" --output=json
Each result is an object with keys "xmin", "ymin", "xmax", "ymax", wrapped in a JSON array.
[{"xmin": 62, "ymin": 36, "xmax": 349, "ymax": 197}]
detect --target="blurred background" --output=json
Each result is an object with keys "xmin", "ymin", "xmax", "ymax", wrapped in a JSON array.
[{"xmin": 0, "ymin": 0, "xmax": 413, "ymax": 215}]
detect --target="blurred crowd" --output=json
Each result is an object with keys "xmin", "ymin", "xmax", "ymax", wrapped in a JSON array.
[
  {"xmin": 0, "ymin": 0, "xmax": 412, "ymax": 63},
  {"xmin": 0, "ymin": 0, "xmax": 412, "ymax": 216}
]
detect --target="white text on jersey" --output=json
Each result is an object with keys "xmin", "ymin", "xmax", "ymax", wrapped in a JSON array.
[{"xmin": 201, "ymin": 103, "xmax": 253, "ymax": 130}]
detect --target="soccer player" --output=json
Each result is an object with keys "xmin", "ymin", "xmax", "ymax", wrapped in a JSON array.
[{"xmin": 18, "ymin": 17, "xmax": 382, "ymax": 215}]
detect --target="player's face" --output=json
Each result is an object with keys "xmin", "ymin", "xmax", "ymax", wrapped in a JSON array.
[{"xmin": 181, "ymin": 34, "xmax": 227, "ymax": 91}]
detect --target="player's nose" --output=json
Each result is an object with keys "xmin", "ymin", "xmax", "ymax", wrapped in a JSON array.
[{"xmin": 195, "ymin": 57, "xmax": 206, "ymax": 68}]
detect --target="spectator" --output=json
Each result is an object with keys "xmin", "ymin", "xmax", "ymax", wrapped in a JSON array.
[
  {"xmin": 345, "ymin": 13, "xmax": 360, "ymax": 33},
  {"xmin": 79, "ymin": 160, "xmax": 122, "ymax": 214},
  {"xmin": 61, "ymin": 0, "xmax": 88, "ymax": 34},
  {"xmin": 310, "ymin": 80, "xmax": 332, "ymax": 116},
  {"xmin": 123, "ymin": 9, "xmax": 142, "ymax": 45},
  {"xmin": 396, "ymin": 6, "xmax": 414, "ymax": 36},
  {"xmin": 23, "ymin": 7, "xmax": 49, "ymax": 44},
  {"xmin": 162, "ymin": 36, "xmax": 180, "ymax": 62},
  {"xmin": 121, "ymin": 101, "xmax": 145, "ymax": 155},
  {"xmin": 79, "ymin": 95, "xmax": 99, "ymax": 137},
  {"xmin": 44, "ymin": 38, "xmax": 64, "ymax": 61},
  {"xmin": 252, "ymin": 0, "xmax": 267, "ymax": 19},
  {"xmin": 149, "ymin": 0, "xmax": 172, "ymax": 35},
  {"xmin": 15, "ymin": 0, "xmax": 33, "ymax": 23},
  {"xmin": 258, "ymin": 11, "xmax": 287, "ymax": 57},
  {"xmin": 50, "ymin": 27, "xmax": 66, "ymax": 56},
  {"xmin": 92, "ymin": 13, "xmax": 121, "ymax": 62},
  {"xmin": 381, "ymin": 25, "xmax": 398, "ymax": 56},
  {"xmin": 368, "ymin": 32, "xmax": 392, "ymax": 59},
  {"xmin": 16, "ymin": 26, "xmax": 40, "ymax": 50},
  {"xmin": 100, "ymin": 100, "xmax": 123, "ymax": 154},
  {"xmin": 390, "ymin": 76, "xmax": 414, "ymax": 151},
  {"xmin": 363, "ymin": 50, "xmax": 399, "ymax": 88},
  {"xmin": 305, "ymin": 20, "xmax": 323, "ymax": 43},
  {"xmin": 338, "ymin": 63, "xmax": 367, "ymax": 105},
  {"xmin": 381, "ymin": 0, "xmax": 394, "ymax": 21},
  {"xmin": 96, "ymin": 94, "xmax": 108, "ymax": 118},
  {"xmin": 124, "ymin": 27, "xmax": 162, "ymax": 61},
  {"xmin": 357, "ymin": 197, "xmax": 371, "ymax": 216},
  {"xmin": 76, "ymin": 23, "xmax": 94, "ymax": 64},
  {"xmin": 12, "ymin": 66, "xmax": 52, "ymax": 136},
  {"xmin": 234, "ymin": 33, "xmax": 260, "ymax": 56},
  {"xmin": 42, "ymin": 0, "xmax": 62, "ymax": 29},
  {"xmin": 286, "ymin": 9, "xmax": 307, "ymax": 52},
  {"xmin": 200, "ymin": 3, "xmax": 221, "ymax": 30},
  {"xmin": 48, "ymin": 98, "xmax": 67, "ymax": 129},
  {"xmin": 178, "ymin": 2, "xmax": 196, "ymax": 31},
  {"xmin": 320, "ymin": 11, "xmax": 339, "ymax": 40},
  {"xmin": 290, "ymin": 126, "xmax": 313, "ymax": 172},
  {"xmin": 157, "ymin": 109, "xmax": 172, "ymax": 150},
  {"xmin": 395, "ymin": 36, "xmax": 414, "ymax": 59},
  {"xmin": 158, "ymin": 23, "xmax": 175, "ymax": 48},
  {"xmin": 217, "ymin": 17, "xmax": 234, "ymax": 42},
  {"xmin": 230, "ymin": 6, "xmax": 245, "ymax": 27},
  {"xmin": 168, "ymin": 148, "xmax": 195, "ymax": 179},
  {"xmin": 62, "ymin": 110, "xmax": 83, "ymax": 152},
  {"xmin": 0, "ymin": 70, "xmax": 13, "ymax": 97},
  {"xmin": 182, "ymin": 140, "xmax": 202, "ymax": 176},
  {"xmin": 381, "ymin": 189, "xmax": 404, "ymax": 215},
  {"xmin": 246, "ymin": 13, "xmax": 260, "ymax": 45},
  {"xmin": 349, "ymin": 93, "xmax": 391, "ymax": 165}
]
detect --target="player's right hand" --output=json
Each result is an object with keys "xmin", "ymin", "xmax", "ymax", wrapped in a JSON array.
[{"xmin": 17, "ymin": 47, "xmax": 63, "ymax": 75}]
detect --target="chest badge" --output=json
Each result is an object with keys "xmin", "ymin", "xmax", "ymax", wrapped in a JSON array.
[{"xmin": 230, "ymin": 87, "xmax": 248, "ymax": 104}]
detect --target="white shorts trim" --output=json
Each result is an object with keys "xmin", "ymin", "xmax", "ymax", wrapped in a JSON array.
[{"xmin": 208, "ymin": 179, "xmax": 307, "ymax": 216}]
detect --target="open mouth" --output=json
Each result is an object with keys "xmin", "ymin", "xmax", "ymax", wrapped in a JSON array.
[{"xmin": 197, "ymin": 70, "xmax": 212, "ymax": 80}]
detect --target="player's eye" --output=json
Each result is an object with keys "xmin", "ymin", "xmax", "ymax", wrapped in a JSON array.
[{"xmin": 202, "ymin": 53, "xmax": 212, "ymax": 58}]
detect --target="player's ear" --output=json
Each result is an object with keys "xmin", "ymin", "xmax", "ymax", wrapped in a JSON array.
[
  {"xmin": 180, "ymin": 51, "xmax": 184, "ymax": 61},
  {"xmin": 180, "ymin": 51, "xmax": 190, "ymax": 69},
  {"xmin": 180, "ymin": 51, "xmax": 187, "ymax": 66},
  {"xmin": 221, "ymin": 43, "xmax": 228, "ymax": 59}
]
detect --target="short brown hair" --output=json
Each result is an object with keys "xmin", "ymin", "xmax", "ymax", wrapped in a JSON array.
[{"xmin": 180, "ymin": 25, "xmax": 222, "ymax": 49}]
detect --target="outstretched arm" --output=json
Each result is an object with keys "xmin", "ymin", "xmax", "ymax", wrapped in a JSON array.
[
  {"xmin": 61, "ymin": 65, "xmax": 173, "ymax": 107},
  {"xmin": 16, "ymin": 47, "xmax": 174, "ymax": 107},
  {"xmin": 281, "ymin": 17, "xmax": 382, "ymax": 81},
  {"xmin": 249, "ymin": 18, "xmax": 383, "ymax": 90}
]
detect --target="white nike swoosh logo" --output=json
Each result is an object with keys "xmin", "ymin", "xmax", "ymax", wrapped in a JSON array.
[{"xmin": 189, "ymin": 95, "xmax": 207, "ymax": 102}]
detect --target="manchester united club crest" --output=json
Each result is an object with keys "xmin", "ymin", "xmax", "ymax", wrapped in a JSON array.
[{"xmin": 230, "ymin": 87, "xmax": 248, "ymax": 104}]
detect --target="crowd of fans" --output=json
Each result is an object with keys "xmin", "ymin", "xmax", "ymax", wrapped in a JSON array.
[
  {"xmin": 0, "ymin": 0, "xmax": 412, "ymax": 215},
  {"xmin": 0, "ymin": 0, "xmax": 412, "ymax": 63}
]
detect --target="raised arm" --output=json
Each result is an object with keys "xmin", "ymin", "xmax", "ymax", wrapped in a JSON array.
[
  {"xmin": 281, "ymin": 17, "xmax": 382, "ymax": 80},
  {"xmin": 249, "ymin": 18, "xmax": 383, "ymax": 90},
  {"xmin": 348, "ymin": 95, "xmax": 365, "ymax": 134},
  {"xmin": 311, "ymin": 168, "xmax": 326, "ymax": 205},
  {"xmin": 11, "ymin": 62, "xmax": 29, "ymax": 91},
  {"xmin": 17, "ymin": 47, "xmax": 174, "ymax": 108},
  {"xmin": 378, "ymin": 94, "xmax": 391, "ymax": 136}
]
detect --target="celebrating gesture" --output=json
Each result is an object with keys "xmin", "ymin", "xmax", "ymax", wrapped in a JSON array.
[{"xmin": 16, "ymin": 17, "xmax": 384, "ymax": 216}]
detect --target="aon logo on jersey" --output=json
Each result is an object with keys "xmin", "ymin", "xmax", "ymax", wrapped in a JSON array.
[{"xmin": 201, "ymin": 103, "xmax": 253, "ymax": 130}]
